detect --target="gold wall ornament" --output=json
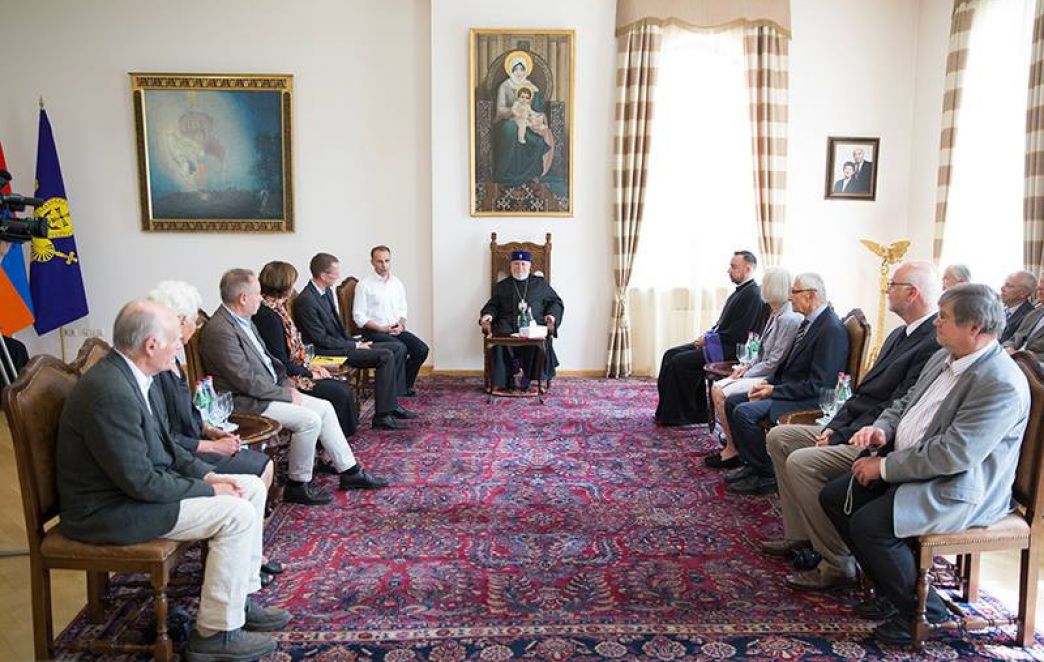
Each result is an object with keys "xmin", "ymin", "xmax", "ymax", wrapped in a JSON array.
[{"xmin": 860, "ymin": 239, "xmax": 910, "ymax": 368}]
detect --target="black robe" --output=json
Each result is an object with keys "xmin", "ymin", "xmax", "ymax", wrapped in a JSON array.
[{"xmin": 481, "ymin": 275, "xmax": 565, "ymax": 388}]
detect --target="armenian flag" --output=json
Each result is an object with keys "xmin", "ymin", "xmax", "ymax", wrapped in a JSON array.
[
  {"xmin": 30, "ymin": 108, "xmax": 88, "ymax": 335},
  {"xmin": 0, "ymin": 140, "xmax": 34, "ymax": 334}
]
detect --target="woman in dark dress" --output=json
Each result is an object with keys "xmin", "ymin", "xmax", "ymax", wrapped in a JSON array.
[{"xmin": 253, "ymin": 261, "xmax": 360, "ymax": 438}]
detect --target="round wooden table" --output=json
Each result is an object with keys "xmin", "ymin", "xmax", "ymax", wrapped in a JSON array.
[{"xmin": 229, "ymin": 413, "xmax": 282, "ymax": 449}]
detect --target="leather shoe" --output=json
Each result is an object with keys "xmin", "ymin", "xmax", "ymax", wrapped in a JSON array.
[
  {"xmin": 283, "ymin": 481, "xmax": 333, "ymax": 506},
  {"xmin": 724, "ymin": 465, "xmax": 756, "ymax": 484},
  {"xmin": 392, "ymin": 407, "xmax": 418, "ymax": 419},
  {"xmin": 339, "ymin": 468, "xmax": 389, "ymax": 490},
  {"xmin": 402, "ymin": 388, "xmax": 417, "ymax": 397},
  {"xmin": 854, "ymin": 596, "xmax": 899, "ymax": 620},
  {"xmin": 785, "ymin": 567, "xmax": 857, "ymax": 592},
  {"xmin": 726, "ymin": 474, "xmax": 777, "ymax": 495},
  {"xmin": 703, "ymin": 452, "xmax": 743, "ymax": 469},
  {"xmin": 792, "ymin": 548, "xmax": 822, "ymax": 571},
  {"xmin": 759, "ymin": 538, "xmax": 810, "ymax": 558},
  {"xmin": 373, "ymin": 414, "xmax": 408, "ymax": 430},
  {"xmin": 261, "ymin": 560, "xmax": 284, "ymax": 575},
  {"xmin": 185, "ymin": 628, "xmax": 276, "ymax": 661},
  {"xmin": 244, "ymin": 597, "xmax": 292, "ymax": 631}
]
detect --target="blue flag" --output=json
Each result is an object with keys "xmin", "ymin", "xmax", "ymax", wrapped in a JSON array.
[{"xmin": 30, "ymin": 108, "xmax": 88, "ymax": 335}]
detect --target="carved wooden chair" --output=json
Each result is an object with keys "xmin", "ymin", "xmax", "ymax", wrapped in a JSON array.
[
  {"xmin": 3, "ymin": 356, "xmax": 191, "ymax": 661},
  {"xmin": 181, "ymin": 308, "xmax": 211, "ymax": 388},
  {"xmin": 335, "ymin": 276, "xmax": 373, "ymax": 405},
  {"xmin": 910, "ymin": 351, "xmax": 1044, "ymax": 649},
  {"xmin": 482, "ymin": 232, "xmax": 553, "ymax": 396},
  {"xmin": 70, "ymin": 336, "xmax": 112, "ymax": 376}
]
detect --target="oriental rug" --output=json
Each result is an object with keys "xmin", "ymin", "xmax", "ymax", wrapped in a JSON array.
[{"xmin": 56, "ymin": 377, "xmax": 1044, "ymax": 660}]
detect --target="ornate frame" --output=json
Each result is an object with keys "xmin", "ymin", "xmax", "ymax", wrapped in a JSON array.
[
  {"xmin": 469, "ymin": 29, "xmax": 575, "ymax": 217},
  {"xmin": 130, "ymin": 73, "xmax": 294, "ymax": 232}
]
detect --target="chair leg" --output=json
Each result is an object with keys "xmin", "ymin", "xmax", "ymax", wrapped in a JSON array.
[
  {"xmin": 150, "ymin": 570, "xmax": 173, "ymax": 662},
  {"xmin": 962, "ymin": 553, "xmax": 980, "ymax": 603},
  {"xmin": 912, "ymin": 547, "xmax": 933, "ymax": 650},
  {"xmin": 86, "ymin": 571, "xmax": 109, "ymax": 622},
  {"xmin": 1017, "ymin": 542, "xmax": 1040, "ymax": 648},
  {"xmin": 30, "ymin": 558, "xmax": 54, "ymax": 661}
]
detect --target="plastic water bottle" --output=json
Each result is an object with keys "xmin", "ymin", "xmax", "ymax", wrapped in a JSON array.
[
  {"xmin": 746, "ymin": 332, "xmax": 761, "ymax": 364},
  {"xmin": 192, "ymin": 381, "xmax": 212, "ymax": 420},
  {"xmin": 834, "ymin": 372, "xmax": 852, "ymax": 409},
  {"xmin": 203, "ymin": 377, "xmax": 219, "ymax": 425}
]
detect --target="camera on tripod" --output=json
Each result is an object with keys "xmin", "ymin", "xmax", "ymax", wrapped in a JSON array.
[{"xmin": 0, "ymin": 169, "xmax": 49, "ymax": 243}]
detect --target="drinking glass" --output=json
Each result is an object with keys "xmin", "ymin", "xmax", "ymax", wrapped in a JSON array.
[
  {"xmin": 304, "ymin": 344, "xmax": 316, "ymax": 364},
  {"xmin": 817, "ymin": 387, "xmax": 838, "ymax": 425},
  {"xmin": 213, "ymin": 392, "xmax": 234, "ymax": 430},
  {"xmin": 735, "ymin": 343, "xmax": 749, "ymax": 366}
]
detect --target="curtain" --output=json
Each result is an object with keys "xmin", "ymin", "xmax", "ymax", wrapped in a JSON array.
[
  {"xmin": 616, "ymin": 0, "xmax": 790, "ymax": 37},
  {"xmin": 1027, "ymin": 0, "xmax": 1044, "ymax": 278},
  {"xmin": 608, "ymin": 22, "xmax": 663, "ymax": 378},
  {"xmin": 933, "ymin": 1, "xmax": 978, "ymax": 262},
  {"xmin": 743, "ymin": 25, "xmax": 789, "ymax": 266}
]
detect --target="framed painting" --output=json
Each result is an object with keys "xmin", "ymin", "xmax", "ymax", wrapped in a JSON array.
[
  {"xmin": 469, "ymin": 29, "xmax": 574, "ymax": 217},
  {"xmin": 825, "ymin": 136, "xmax": 879, "ymax": 201},
  {"xmin": 130, "ymin": 73, "xmax": 294, "ymax": 232}
]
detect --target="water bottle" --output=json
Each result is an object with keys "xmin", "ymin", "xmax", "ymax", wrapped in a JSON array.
[
  {"xmin": 192, "ymin": 381, "xmax": 211, "ymax": 419},
  {"xmin": 834, "ymin": 372, "xmax": 852, "ymax": 409},
  {"xmin": 746, "ymin": 332, "xmax": 761, "ymax": 364},
  {"xmin": 203, "ymin": 377, "xmax": 219, "ymax": 425}
]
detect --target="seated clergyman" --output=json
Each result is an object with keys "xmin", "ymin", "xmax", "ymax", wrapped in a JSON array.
[{"xmin": 479, "ymin": 249, "xmax": 564, "ymax": 391}]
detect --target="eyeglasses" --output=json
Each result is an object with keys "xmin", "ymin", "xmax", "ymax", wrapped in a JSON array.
[
  {"xmin": 790, "ymin": 288, "xmax": 815, "ymax": 295},
  {"xmin": 887, "ymin": 281, "xmax": 914, "ymax": 290}
]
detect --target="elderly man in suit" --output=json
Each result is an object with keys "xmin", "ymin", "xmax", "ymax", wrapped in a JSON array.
[
  {"xmin": 762, "ymin": 261, "xmax": 942, "ymax": 592},
  {"xmin": 999, "ymin": 271, "xmax": 1037, "ymax": 344},
  {"xmin": 723, "ymin": 272, "xmax": 849, "ymax": 495},
  {"xmin": 820, "ymin": 283, "xmax": 1030, "ymax": 645},
  {"xmin": 1003, "ymin": 275, "xmax": 1044, "ymax": 362},
  {"xmin": 57, "ymin": 299, "xmax": 291, "ymax": 661},
  {"xmin": 293, "ymin": 252, "xmax": 415, "ymax": 430},
  {"xmin": 199, "ymin": 269, "xmax": 387, "ymax": 506}
]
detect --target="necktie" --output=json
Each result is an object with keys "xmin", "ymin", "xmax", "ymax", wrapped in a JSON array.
[{"xmin": 792, "ymin": 319, "xmax": 811, "ymax": 347}]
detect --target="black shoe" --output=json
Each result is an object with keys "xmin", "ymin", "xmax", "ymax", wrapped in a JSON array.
[
  {"xmin": 724, "ymin": 465, "xmax": 756, "ymax": 484},
  {"xmin": 402, "ymin": 388, "xmax": 417, "ymax": 397},
  {"xmin": 283, "ymin": 481, "xmax": 333, "ymax": 505},
  {"xmin": 244, "ymin": 597, "xmax": 292, "ymax": 631},
  {"xmin": 373, "ymin": 414, "xmax": 409, "ymax": 430},
  {"xmin": 261, "ymin": 560, "xmax": 284, "ymax": 575},
  {"xmin": 726, "ymin": 474, "xmax": 777, "ymax": 495},
  {"xmin": 339, "ymin": 468, "xmax": 389, "ymax": 490},
  {"xmin": 703, "ymin": 452, "xmax": 743, "ymax": 469},
  {"xmin": 259, "ymin": 571, "xmax": 274, "ymax": 588},
  {"xmin": 391, "ymin": 407, "xmax": 418, "ymax": 419},
  {"xmin": 854, "ymin": 596, "xmax": 899, "ymax": 620},
  {"xmin": 792, "ymin": 548, "xmax": 822, "ymax": 571}
]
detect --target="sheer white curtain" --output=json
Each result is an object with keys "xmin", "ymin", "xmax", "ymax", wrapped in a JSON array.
[
  {"xmin": 628, "ymin": 27, "xmax": 758, "ymax": 376},
  {"xmin": 940, "ymin": 0, "xmax": 1034, "ymax": 289}
]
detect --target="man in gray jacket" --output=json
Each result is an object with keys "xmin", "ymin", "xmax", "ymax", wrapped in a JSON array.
[
  {"xmin": 820, "ymin": 284, "xmax": 1030, "ymax": 645},
  {"xmin": 57, "ymin": 300, "xmax": 290, "ymax": 661},
  {"xmin": 1003, "ymin": 276, "xmax": 1044, "ymax": 362}
]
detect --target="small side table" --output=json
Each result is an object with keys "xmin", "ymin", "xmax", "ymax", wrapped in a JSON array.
[{"xmin": 483, "ymin": 335, "xmax": 548, "ymax": 403}]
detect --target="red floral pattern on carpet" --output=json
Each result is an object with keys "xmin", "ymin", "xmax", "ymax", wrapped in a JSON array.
[{"xmin": 56, "ymin": 377, "xmax": 1044, "ymax": 660}]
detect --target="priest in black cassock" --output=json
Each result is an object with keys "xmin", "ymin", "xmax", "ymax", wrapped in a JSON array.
[
  {"xmin": 655, "ymin": 251, "xmax": 764, "ymax": 426},
  {"xmin": 479, "ymin": 250, "xmax": 565, "ymax": 391}
]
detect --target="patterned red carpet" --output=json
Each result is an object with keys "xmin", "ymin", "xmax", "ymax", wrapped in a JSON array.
[{"xmin": 59, "ymin": 377, "xmax": 1044, "ymax": 660}]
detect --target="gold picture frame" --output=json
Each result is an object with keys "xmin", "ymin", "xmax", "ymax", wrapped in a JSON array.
[
  {"xmin": 469, "ymin": 29, "xmax": 575, "ymax": 217},
  {"xmin": 131, "ymin": 73, "xmax": 294, "ymax": 232}
]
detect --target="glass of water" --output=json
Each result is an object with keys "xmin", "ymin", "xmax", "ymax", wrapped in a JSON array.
[
  {"xmin": 817, "ymin": 387, "xmax": 837, "ymax": 425},
  {"xmin": 736, "ymin": 343, "xmax": 749, "ymax": 365},
  {"xmin": 304, "ymin": 344, "xmax": 316, "ymax": 364}
]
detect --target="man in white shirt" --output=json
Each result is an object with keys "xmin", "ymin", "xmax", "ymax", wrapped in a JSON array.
[
  {"xmin": 818, "ymin": 283, "xmax": 1030, "ymax": 645},
  {"xmin": 353, "ymin": 245, "xmax": 429, "ymax": 395}
]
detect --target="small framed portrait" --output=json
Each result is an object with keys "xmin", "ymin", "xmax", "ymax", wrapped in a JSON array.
[
  {"xmin": 469, "ymin": 29, "xmax": 575, "ymax": 216},
  {"xmin": 825, "ymin": 137, "xmax": 879, "ymax": 201},
  {"xmin": 130, "ymin": 73, "xmax": 294, "ymax": 232}
]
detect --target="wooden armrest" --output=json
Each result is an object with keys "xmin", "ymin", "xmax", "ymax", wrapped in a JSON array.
[
  {"xmin": 777, "ymin": 409, "xmax": 821, "ymax": 426},
  {"xmin": 704, "ymin": 361, "xmax": 737, "ymax": 378}
]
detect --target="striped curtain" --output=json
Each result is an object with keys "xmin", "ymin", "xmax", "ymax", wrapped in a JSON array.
[
  {"xmin": 1026, "ymin": 0, "xmax": 1044, "ymax": 278},
  {"xmin": 607, "ymin": 22, "xmax": 663, "ymax": 378},
  {"xmin": 743, "ymin": 25, "xmax": 789, "ymax": 266},
  {"xmin": 933, "ymin": 1, "xmax": 977, "ymax": 262}
]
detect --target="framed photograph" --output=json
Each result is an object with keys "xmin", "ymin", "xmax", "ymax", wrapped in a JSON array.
[
  {"xmin": 469, "ymin": 29, "xmax": 574, "ymax": 217},
  {"xmin": 130, "ymin": 73, "xmax": 294, "ymax": 232},
  {"xmin": 825, "ymin": 136, "xmax": 879, "ymax": 201}
]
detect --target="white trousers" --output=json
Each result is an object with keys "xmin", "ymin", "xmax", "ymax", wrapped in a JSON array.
[
  {"xmin": 162, "ymin": 474, "xmax": 265, "ymax": 632},
  {"xmin": 263, "ymin": 392, "xmax": 356, "ymax": 482}
]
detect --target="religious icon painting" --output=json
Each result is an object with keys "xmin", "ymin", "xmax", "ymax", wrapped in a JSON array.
[{"xmin": 469, "ymin": 29, "xmax": 575, "ymax": 217}]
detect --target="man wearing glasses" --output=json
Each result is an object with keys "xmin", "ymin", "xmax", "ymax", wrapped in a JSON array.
[{"xmin": 723, "ymin": 272, "xmax": 849, "ymax": 495}]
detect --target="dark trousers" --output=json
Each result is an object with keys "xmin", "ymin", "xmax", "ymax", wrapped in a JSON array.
[
  {"xmin": 725, "ymin": 393, "xmax": 774, "ymax": 476},
  {"xmin": 305, "ymin": 377, "xmax": 359, "ymax": 437},
  {"xmin": 820, "ymin": 472, "xmax": 948, "ymax": 621},
  {"xmin": 344, "ymin": 345, "xmax": 400, "ymax": 416},
  {"xmin": 655, "ymin": 343, "xmax": 708, "ymax": 425},
  {"xmin": 362, "ymin": 330, "xmax": 428, "ymax": 390}
]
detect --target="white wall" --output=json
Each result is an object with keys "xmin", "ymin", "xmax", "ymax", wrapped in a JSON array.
[
  {"xmin": 429, "ymin": 0, "xmax": 616, "ymax": 372},
  {"xmin": 3, "ymin": 0, "xmax": 432, "ymax": 360}
]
